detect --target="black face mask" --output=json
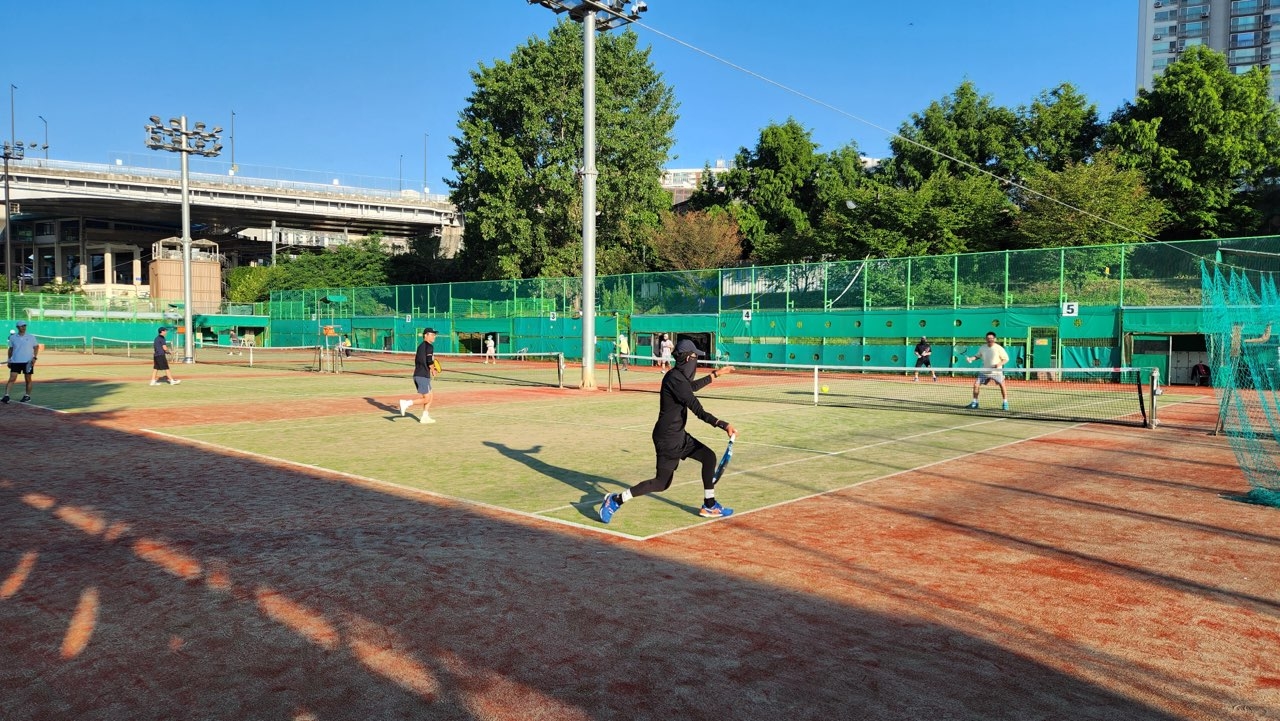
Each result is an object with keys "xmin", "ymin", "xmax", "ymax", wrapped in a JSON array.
[{"xmin": 677, "ymin": 353, "xmax": 698, "ymax": 379}]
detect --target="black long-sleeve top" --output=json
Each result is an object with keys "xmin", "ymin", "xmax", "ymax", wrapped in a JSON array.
[
  {"xmin": 414, "ymin": 340, "xmax": 435, "ymax": 377},
  {"xmin": 652, "ymin": 366, "xmax": 726, "ymax": 451}
]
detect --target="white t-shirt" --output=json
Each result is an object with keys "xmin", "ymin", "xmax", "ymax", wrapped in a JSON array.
[
  {"xmin": 485, "ymin": 338, "xmax": 495, "ymax": 353},
  {"xmin": 977, "ymin": 343, "xmax": 1009, "ymax": 369},
  {"xmin": 8, "ymin": 332, "xmax": 38, "ymax": 364}
]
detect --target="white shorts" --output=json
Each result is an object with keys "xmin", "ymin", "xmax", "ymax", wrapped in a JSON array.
[{"xmin": 977, "ymin": 370, "xmax": 1005, "ymax": 385}]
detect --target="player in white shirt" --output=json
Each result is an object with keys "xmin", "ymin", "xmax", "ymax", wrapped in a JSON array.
[
  {"xmin": 4, "ymin": 321, "xmax": 40, "ymax": 404},
  {"xmin": 966, "ymin": 331, "xmax": 1009, "ymax": 411}
]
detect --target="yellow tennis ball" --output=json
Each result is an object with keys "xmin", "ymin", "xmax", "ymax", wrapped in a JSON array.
[{"xmin": 820, "ymin": 384, "xmax": 829, "ymax": 393}]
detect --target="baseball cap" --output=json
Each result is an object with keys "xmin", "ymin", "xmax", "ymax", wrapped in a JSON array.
[
  {"xmin": 423, "ymin": 327, "xmax": 438, "ymax": 335},
  {"xmin": 675, "ymin": 339, "xmax": 706, "ymax": 357},
  {"xmin": 15, "ymin": 320, "xmax": 27, "ymax": 327}
]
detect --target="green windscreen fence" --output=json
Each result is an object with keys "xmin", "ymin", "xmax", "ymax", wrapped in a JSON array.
[
  {"xmin": 1202, "ymin": 259, "xmax": 1280, "ymax": 508},
  {"xmin": 248, "ymin": 237, "xmax": 1273, "ymax": 365}
]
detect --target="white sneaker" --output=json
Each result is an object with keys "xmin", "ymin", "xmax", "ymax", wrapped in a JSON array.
[
  {"xmin": 169, "ymin": 379, "xmax": 181, "ymax": 385},
  {"xmin": 420, "ymin": 415, "xmax": 436, "ymax": 424},
  {"xmin": 399, "ymin": 399, "xmax": 412, "ymax": 416},
  {"xmin": 149, "ymin": 380, "xmax": 160, "ymax": 386}
]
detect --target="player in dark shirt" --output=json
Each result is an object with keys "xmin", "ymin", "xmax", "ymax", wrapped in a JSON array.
[
  {"xmin": 400, "ymin": 327, "xmax": 439, "ymax": 424},
  {"xmin": 913, "ymin": 336, "xmax": 937, "ymax": 382},
  {"xmin": 599, "ymin": 339, "xmax": 738, "ymax": 523}
]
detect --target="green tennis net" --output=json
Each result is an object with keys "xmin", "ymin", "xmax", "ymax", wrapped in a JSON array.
[
  {"xmin": 609, "ymin": 354, "xmax": 1154, "ymax": 427},
  {"xmin": 33, "ymin": 334, "xmax": 88, "ymax": 352},
  {"xmin": 89, "ymin": 337, "xmax": 154, "ymax": 358},
  {"xmin": 1201, "ymin": 263, "xmax": 1280, "ymax": 507},
  {"xmin": 343, "ymin": 348, "xmax": 565, "ymax": 388}
]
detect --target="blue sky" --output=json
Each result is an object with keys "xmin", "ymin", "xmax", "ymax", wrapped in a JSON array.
[{"xmin": 2, "ymin": 1, "xmax": 1136, "ymax": 193}]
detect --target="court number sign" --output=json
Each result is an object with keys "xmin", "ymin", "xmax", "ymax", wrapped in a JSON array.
[
  {"xmin": 742, "ymin": 309, "xmax": 752, "ymax": 322},
  {"xmin": 1061, "ymin": 302, "xmax": 1079, "ymax": 317}
]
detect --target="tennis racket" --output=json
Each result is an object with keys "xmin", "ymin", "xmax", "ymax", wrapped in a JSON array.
[
  {"xmin": 711, "ymin": 433, "xmax": 736, "ymax": 486},
  {"xmin": 953, "ymin": 345, "xmax": 974, "ymax": 363},
  {"xmin": 431, "ymin": 358, "xmax": 442, "ymax": 375}
]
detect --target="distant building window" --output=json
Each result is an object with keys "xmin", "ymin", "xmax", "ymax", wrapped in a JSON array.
[
  {"xmin": 1181, "ymin": 4, "xmax": 1210, "ymax": 20},
  {"xmin": 1182, "ymin": 20, "xmax": 1209, "ymax": 37},
  {"xmin": 1229, "ymin": 47, "xmax": 1262, "ymax": 63},
  {"xmin": 1230, "ymin": 15, "xmax": 1261, "ymax": 31},
  {"xmin": 1233, "ymin": 31, "xmax": 1261, "ymax": 47}
]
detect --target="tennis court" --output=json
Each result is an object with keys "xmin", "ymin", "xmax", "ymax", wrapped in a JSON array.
[
  {"xmin": 12, "ymin": 350, "xmax": 1194, "ymax": 538},
  {"xmin": 3, "ymin": 349, "xmax": 1277, "ymax": 720}
]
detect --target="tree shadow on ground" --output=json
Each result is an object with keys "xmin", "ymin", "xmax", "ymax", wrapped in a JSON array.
[{"xmin": 0, "ymin": 404, "xmax": 1217, "ymax": 721}]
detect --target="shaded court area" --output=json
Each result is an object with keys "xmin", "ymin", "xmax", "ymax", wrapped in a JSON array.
[{"xmin": 1, "ymin": 384, "xmax": 1278, "ymax": 719}]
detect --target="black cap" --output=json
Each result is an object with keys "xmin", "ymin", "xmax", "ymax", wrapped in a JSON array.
[
  {"xmin": 423, "ymin": 327, "xmax": 438, "ymax": 335},
  {"xmin": 675, "ymin": 339, "xmax": 706, "ymax": 357}
]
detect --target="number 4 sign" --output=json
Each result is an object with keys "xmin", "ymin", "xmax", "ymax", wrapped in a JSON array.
[{"xmin": 1061, "ymin": 302, "xmax": 1079, "ymax": 317}]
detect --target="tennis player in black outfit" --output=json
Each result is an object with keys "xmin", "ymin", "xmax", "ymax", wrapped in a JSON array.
[
  {"xmin": 913, "ymin": 335, "xmax": 937, "ymax": 382},
  {"xmin": 599, "ymin": 339, "xmax": 738, "ymax": 523}
]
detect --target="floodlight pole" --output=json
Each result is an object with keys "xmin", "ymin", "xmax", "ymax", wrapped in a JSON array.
[
  {"xmin": 2, "ymin": 141, "xmax": 24, "ymax": 293},
  {"xmin": 581, "ymin": 10, "xmax": 599, "ymax": 389},
  {"xmin": 145, "ymin": 115, "xmax": 224, "ymax": 363},
  {"xmin": 179, "ymin": 130, "xmax": 193, "ymax": 363},
  {"xmin": 526, "ymin": 0, "xmax": 646, "ymax": 389}
]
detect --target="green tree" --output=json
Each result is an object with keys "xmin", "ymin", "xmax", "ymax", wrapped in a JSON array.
[
  {"xmin": 272, "ymin": 237, "xmax": 389, "ymax": 290},
  {"xmin": 386, "ymin": 234, "xmax": 459, "ymax": 285},
  {"xmin": 1107, "ymin": 46, "xmax": 1280, "ymax": 239},
  {"xmin": 882, "ymin": 80, "xmax": 1022, "ymax": 187},
  {"xmin": 448, "ymin": 20, "xmax": 677, "ymax": 280},
  {"xmin": 225, "ymin": 237, "xmax": 390, "ymax": 302},
  {"xmin": 1017, "ymin": 83, "xmax": 1102, "ymax": 172},
  {"xmin": 1014, "ymin": 151, "xmax": 1168, "ymax": 249},
  {"xmin": 701, "ymin": 119, "xmax": 866, "ymax": 264},
  {"xmin": 839, "ymin": 173, "xmax": 1014, "ymax": 258},
  {"xmin": 225, "ymin": 265, "xmax": 282, "ymax": 303}
]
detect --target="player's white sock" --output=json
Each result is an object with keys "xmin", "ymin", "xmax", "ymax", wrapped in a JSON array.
[{"xmin": 620, "ymin": 489, "xmax": 633, "ymax": 503}]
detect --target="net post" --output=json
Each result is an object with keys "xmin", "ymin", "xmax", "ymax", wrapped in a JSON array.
[
  {"xmin": 606, "ymin": 353, "xmax": 617, "ymax": 392},
  {"xmin": 813, "ymin": 366, "xmax": 819, "ymax": 406},
  {"xmin": 248, "ymin": 344, "xmax": 255, "ymax": 368},
  {"xmin": 1149, "ymin": 368, "xmax": 1160, "ymax": 428},
  {"xmin": 557, "ymin": 353, "xmax": 565, "ymax": 388}
]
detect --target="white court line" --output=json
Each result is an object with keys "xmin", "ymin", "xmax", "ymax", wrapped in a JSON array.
[
  {"xmin": 637, "ymin": 420, "xmax": 1087, "ymax": 541},
  {"xmin": 140, "ymin": 428, "xmax": 647, "ymax": 541},
  {"xmin": 534, "ymin": 416, "xmax": 1018, "ymax": 515}
]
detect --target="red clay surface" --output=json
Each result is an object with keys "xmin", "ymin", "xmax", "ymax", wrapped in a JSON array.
[{"xmin": 1, "ymin": 390, "xmax": 1277, "ymax": 720}]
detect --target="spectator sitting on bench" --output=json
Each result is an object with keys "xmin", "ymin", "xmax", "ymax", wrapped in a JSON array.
[{"xmin": 1191, "ymin": 362, "xmax": 1211, "ymax": 387}]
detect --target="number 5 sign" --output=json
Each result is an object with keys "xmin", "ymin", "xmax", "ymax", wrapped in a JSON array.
[{"xmin": 1061, "ymin": 301, "xmax": 1079, "ymax": 317}]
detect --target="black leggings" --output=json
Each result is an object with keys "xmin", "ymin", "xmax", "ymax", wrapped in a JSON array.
[{"xmin": 630, "ymin": 436, "xmax": 717, "ymax": 498}]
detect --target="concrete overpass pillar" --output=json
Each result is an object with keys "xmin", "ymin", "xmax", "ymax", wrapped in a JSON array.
[
  {"xmin": 79, "ymin": 218, "xmax": 88, "ymax": 286},
  {"xmin": 103, "ymin": 246, "xmax": 114, "ymax": 297},
  {"xmin": 132, "ymin": 252, "xmax": 142, "ymax": 293},
  {"xmin": 53, "ymin": 242, "xmax": 63, "ymax": 284}
]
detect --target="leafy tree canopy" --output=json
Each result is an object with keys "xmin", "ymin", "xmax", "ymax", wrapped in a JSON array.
[
  {"xmin": 1014, "ymin": 150, "xmax": 1168, "ymax": 248},
  {"xmin": 448, "ymin": 20, "xmax": 677, "ymax": 280},
  {"xmin": 1107, "ymin": 46, "xmax": 1280, "ymax": 238},
  {"xmin": 882, "ymin": 80, "xmax": 1021, "ymax": 187}
]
